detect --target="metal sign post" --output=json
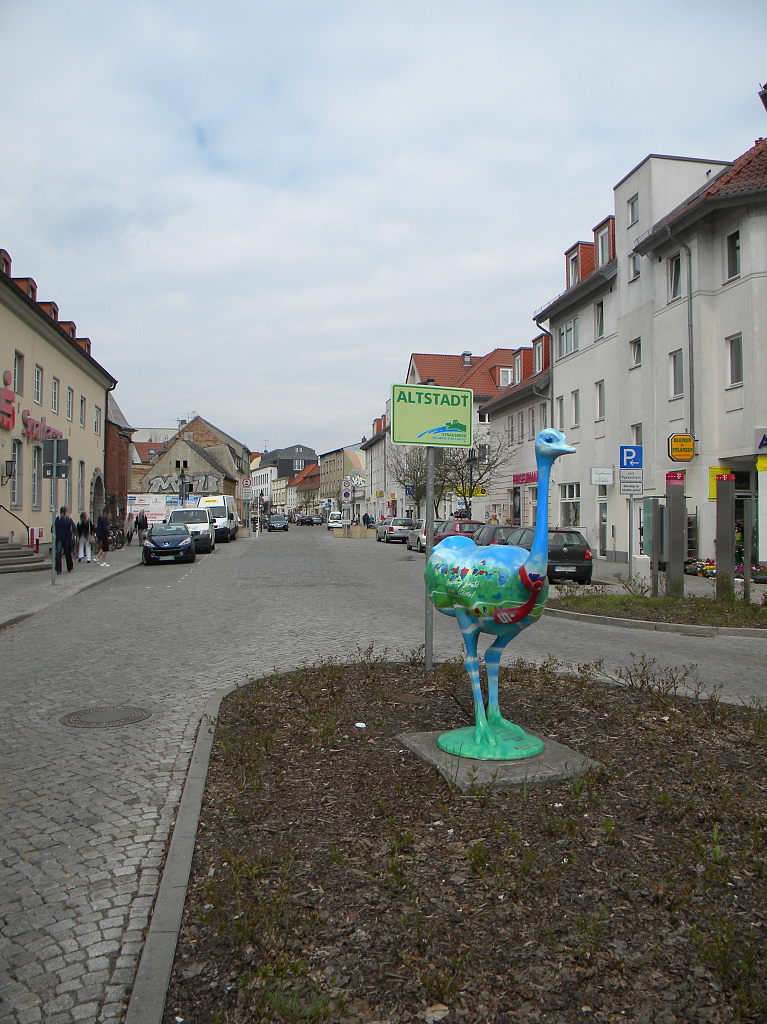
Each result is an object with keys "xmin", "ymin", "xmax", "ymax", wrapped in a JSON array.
[{"xmin": 424, "ymin": 446, "xmax": 435, "ymax": 672}]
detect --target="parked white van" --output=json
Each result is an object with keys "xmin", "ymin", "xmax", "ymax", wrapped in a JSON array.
[
  {"xmin": 327, "ymin": 510, "xmax": 351, "ymax": 531},
  {"xmin": 196, "ymin": 495, "xmax": 238, "ymax": 542},
  {"xmin": 166, "ymin": 507, "xmax": 216, "ymax": 552}
]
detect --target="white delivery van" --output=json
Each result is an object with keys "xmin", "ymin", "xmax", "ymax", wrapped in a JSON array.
[
  {"xmin": 196, "ymin": 495, "xmax": 238, "ymax": 542},
  {"xmin": 327, "ymin": 510, "xmax": 351, "ymax": 531},
  {"xmin": 167, "ymin": 507, "xmax": 216, "ymax": 552}
]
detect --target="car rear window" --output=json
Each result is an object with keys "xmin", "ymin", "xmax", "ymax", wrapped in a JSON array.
[
  {"xmin": 550, "ymin": 531, "xmax": 586, "ymax": 545},
  {"xmin": 392, "ymin": 519, "xmax": 413, "ymax": 526}
]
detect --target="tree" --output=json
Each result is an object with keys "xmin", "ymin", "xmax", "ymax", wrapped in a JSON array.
[
  {"xmin": 438, "ymin": 432, "xmax": 522, "ymax": 517},
  {"xmin": 387, "ymin": 445, "xmax": 429, "ymax": 516}
]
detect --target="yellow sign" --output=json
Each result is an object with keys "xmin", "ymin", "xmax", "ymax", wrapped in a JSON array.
[
  {"xmin": 668, "ymin": 433, "xmax": 695, "ymax": 462},
  {"xmin": 468, "ymin": 486, "xmax": 488, "ymax": 497},
  {"xmin": 390, "ymin": 384, "xmax": 473, "ymax": 447},
  {"xmin": 757, "ymin": 455, "xmax": 767, "ymax": 472},
  {"xmin": 708, "ymin": 465, "xmax": 730, "ymax": 500}
]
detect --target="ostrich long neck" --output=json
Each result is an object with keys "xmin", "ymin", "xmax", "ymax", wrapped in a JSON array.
[{"xmin": 525, "ymin": 455, "xmax": 553, "ymax": 576}]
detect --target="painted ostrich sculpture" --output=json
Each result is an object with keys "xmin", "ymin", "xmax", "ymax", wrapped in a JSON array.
[{"xmin": 425, "ymin": 428, "xmax": 575, "ymax": 760}]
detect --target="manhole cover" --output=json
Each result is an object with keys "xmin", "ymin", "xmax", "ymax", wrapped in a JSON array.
[{"xmin": 60, "ymin": 706, "xmax": 152, "ymax": 729}]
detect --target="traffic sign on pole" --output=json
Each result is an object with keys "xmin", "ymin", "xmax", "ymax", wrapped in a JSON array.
[{"xmin": 619, "ymin": 445, "xmax": 643, "ymax": 469}]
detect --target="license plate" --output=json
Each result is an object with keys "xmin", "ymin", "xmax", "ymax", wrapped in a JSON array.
[{"xmin": 555, "ymin": 565, "xmax": 576, "ymax": 572}]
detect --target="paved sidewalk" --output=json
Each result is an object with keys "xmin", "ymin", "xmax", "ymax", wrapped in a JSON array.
[{"xmin": 0, "ymin": 543, "xmax": 141, "ymax": 630}]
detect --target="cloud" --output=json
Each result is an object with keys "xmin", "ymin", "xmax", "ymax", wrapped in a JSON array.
[{"xmin": 2, "ymin": 0, "xmax": 766, "ymax": 450}]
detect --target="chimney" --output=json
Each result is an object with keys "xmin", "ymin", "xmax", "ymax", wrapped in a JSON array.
[
  {"xmin": 0, "ymin": 249, "xmax": 11, "ymax": 276},
  {"xmin": 461, "ymin": 351, "xmax": 472, "ymax": 366},
  {"xmin": 75, "ymin": 337, "xmax": 92, "ymax": 356}
]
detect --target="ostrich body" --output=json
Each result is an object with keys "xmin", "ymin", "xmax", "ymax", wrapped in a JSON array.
[{"xmin": 425, "ymin": 429, "xmax": 575, "ymax": 760}]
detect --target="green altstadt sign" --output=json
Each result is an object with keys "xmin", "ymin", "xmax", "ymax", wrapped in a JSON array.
[{"xmin": 390, "ymin": 384, "xmax": 473, "ymax": 447}]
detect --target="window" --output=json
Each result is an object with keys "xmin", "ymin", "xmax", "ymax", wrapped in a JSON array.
[
  {"xmin": 517, "ymin": 412, "xmax": 524, "ymax": 442},
  {"xmin": 557, "ymin": 318, "xmax": 578, "ymax": 358},
  {"xmin": 94, "ymin": 405, "xmax": 102, "ymax": 435},
  {"xmin": 478, "ymin": 443, "xmax": 490, "ymax": 463},
  {"xmin": 292, "ymin": 459, "xmax": 305, "ymax": 471},
  {"xmin": 64, "ymin": 458, "xmax": 72, "ymax": 511},
  {"xmin": 556, "ymin": 396, "xmax": 564, "ymax": 431},
  {"xmin": 632, "ymin": 423, "xmax": 643, "ymax": 446},
  {"xmin": 533, "ymin": 340, "xmax": 543, "ymax": 374},
  {"xmin": 478, "ymin": 411, "xmax": 489, "ymax": 423},
  {"xmin": 10, "ymin": 439, "xmax": 22, "ymax": 507},
  {"xmin": 594, "ymin": 300, "xmax": 605, "ymax": 339},
  {"xmin": 78, "ymin": 461, "xmax": 85, "ymax": 511},
  {"xmin": 506, "ymin": 415, "xmax": 514, "ymax": 443},
  {"xmin": 726, "ymin": 231, "xmax": 740, "ymax": 280},
  {"xmin": 668, "ymin": 253, "xmax": 682, "ymax": 300},
  {"xmin": 540, "ymin": 402, "xmax": 548, "ymax": 429},
  {"xmin": 66, "ymin": 387, "xmax": 74, "ymax": 421},
  {"xmin": 79, "ymin": 396, "xmax": 86, "ymax": 427},
  {"xmin": 568, "ymin": 252, "xmax": 579, "ymax": 287},
  {"xmin": 629, "ymin": 253, "xmax": 640, "ymax": 281},
  {"xmin": 499, "ymin": 367, "xmax": 513, "ymax": 387},
  {"xmin": 630, "ymin": 337, "xmax": 642, "ymax": 368},
  {"xmin": 51, "ymin": 377, "xmax": 59, "ymax": 414},
  {"xmin": 595, "ymin": 380, "xmax": 605, "ymax": 420},
  {"xmin": 31, "ymin": 446, "xmax": 41, "ymax": 509},
  {"xmin": 627, "ymin": 194, "xmax": 639, "ymax": 225},
  {"xmin": 727, "ymin": 333, "xmax": 743, "ymax": 386},
  {"xmin": 34, "ymin": 365, "xmax": 43, "ymax": 405},
  {"xmin": 529, "ymin": 486, "xmax": 538, "ymax": 525},
  {"xmin": 670, "ymin": 349, "xmax": 684, "ymax": 398},
  {"xmin": 559, "ymin": 482, "xmax": 581, "ymax": 528},
  {"xmin": 13, "ymin": 351, "xmax": 24, "ymax": 394},
  {"xmin": 529, "ymin": 407, "xmax": 536, "ymax": 438},
  {"xmin": 514, "ymin": 352, "xmax": 522, "ymax": 381},
  {"xmin": 571, "ymin": 389, "xmax": 580, "ymax": 427},
  {"xmin": 596, "ymin": 227, "xmax": 610, "ymax": 267}
]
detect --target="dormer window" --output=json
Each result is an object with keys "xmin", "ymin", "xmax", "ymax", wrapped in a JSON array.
[
  {"xmin": 514, "ymin": 352, "xmax": 522, "ymax": 381},
  {"xmin": 596, "ymin": 227, "xmax": 610, "ymax": 267},
  {"xmin": 533, "ymin": 340, "xmax": 543, "ymax": 374},
  {"xmin": 499, "ymin": 367, "xmax": 513, "ymax": 387},
  {"xmin": 568, "ymin": 252, "xmax": 579, "ymax": 287}
]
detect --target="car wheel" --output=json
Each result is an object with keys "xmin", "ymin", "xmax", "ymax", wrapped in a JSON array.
[
  {"xmin": 142, "ymin": 553, "xmax": 150, "ymax": 565},
  {"xmin": 189, "ymin": 550, "xmax": 196, "ymax": 562},
  {"xmin": 375, "ymin": 533, "xmax": 380, "ymax": 541},
  {"xmin": 418, "ymin": 539, "xmax": 425, "ymax": 553}
]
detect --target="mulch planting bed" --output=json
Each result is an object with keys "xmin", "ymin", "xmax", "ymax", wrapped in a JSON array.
[{"xmin": 162, "ymin": 653, "xmax": 766, "ymax": 1024}]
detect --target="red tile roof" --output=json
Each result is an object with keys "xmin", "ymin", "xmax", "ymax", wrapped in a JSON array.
[
  {"xmin": 133, "ymin": 441, "xmax": 165, "ymax": 462},
  {"xmin": 410, "ymin": 348, "xmax": 520, "ymax": 397}
]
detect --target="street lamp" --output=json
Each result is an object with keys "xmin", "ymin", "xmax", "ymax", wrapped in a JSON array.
[{"xmin": 466, "ymin": 448, "xmax": 477, "ymax": 518}]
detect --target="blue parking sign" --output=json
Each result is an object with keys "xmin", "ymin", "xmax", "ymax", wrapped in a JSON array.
[{"xmin": 620, "ymin": 445, "xmax": 643, "ymax": 469}]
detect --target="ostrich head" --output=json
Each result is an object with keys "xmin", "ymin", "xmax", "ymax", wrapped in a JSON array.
[{"xmin": 535, "ymin": 428, "xmax": 575, "ymax": 465}]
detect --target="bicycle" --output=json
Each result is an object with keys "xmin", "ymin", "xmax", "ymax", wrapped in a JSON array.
[{"xmin": 108, "ymin": 526, "xmax": 125, "ymax": 550}]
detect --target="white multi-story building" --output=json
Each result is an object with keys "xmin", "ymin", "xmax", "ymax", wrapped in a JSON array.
[{"xmin": 533, "ymin": 136, "xmax": 767, "ymax": 568}]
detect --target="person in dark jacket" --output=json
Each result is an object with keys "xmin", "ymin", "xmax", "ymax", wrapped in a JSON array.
[
  {"xmin": 54, "ymin": 506, "xmax": 76, "ymax": 574},
  {"xmin": 76, "ymin": 512, "xmax": 93, "ymax": 562},
  {"xmin": 95, "ymin": 512, "xmax": 110, "ymax": 567}
]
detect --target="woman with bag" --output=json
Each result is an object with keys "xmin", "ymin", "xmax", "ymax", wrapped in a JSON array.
[{"xmin": 76, "ymin": 512, "xmax": 93, "ymax": 563}]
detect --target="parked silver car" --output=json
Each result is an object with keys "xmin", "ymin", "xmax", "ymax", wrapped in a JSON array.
[
  {"xmin": 406, "ymin": 519, "xmax": 446, "ymax": 552},
  {"xmin": 375, "ymin": 517, "xmax": 415, "ymax": 543}
]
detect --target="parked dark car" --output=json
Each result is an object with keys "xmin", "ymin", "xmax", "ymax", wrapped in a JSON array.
[
  {"xmin": 504, "ymin": 527, "xmax": 593, "ymax": 583},
  {"xmin": 472, "ymin": 524, "xmax": 520, "ymax": 546},
  {"xmin": 267, "ymin": 514, "xmax": 289, "ymax": 532},
  {"xmin": 432, "ymin": 519, "xmax": 484, "ymax": 545},
  {"xmin": 142, "ymin": 523, "xmax": 196, "ymax": 565},
  {"xmin": 311, "ymin": 514, "xmax": 324, "ymax": 525}
]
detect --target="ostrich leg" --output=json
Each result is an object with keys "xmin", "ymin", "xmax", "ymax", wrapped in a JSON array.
[
  {"xmin": 454, "ymin": 610, "xmax": 495, "ymax": 748},
  {"xmin": 485, "ymin": 633, "xmax": 526, "ymax": 737}
]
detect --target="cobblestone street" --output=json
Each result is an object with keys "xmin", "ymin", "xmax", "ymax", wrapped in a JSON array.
[{"xmin": 1, "ymin": 529, "xmax": 765, "ymax": 1022}]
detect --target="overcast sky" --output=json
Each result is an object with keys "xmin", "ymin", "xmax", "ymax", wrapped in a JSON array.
[{"xmin": 2, "ymin": 1, "xmax": 765, "ymax": 454}]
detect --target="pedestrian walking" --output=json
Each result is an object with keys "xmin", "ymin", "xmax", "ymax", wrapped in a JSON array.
[
  {"xmin": 95, "ymin": 511, "xmax": 110, "ymax": 567},
  {"xmin": 124, "ymin": 511, "xmax": 135, "ymax": 545},
  {"xmin": 76, "ymin": 512, "xmax": 93, "ymax": 563},
  {"xmin": 53, "ymin": 506, "xmax": 76, "ymax": 574},
  {"xmin": 134, "ymin": 509, "xmax": 149, "ymax": 546}
]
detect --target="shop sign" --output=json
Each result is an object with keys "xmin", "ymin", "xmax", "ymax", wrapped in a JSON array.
[
  {"xmin": 755, "ymin": 428, "xmax": 767, "ymax": 452},
  {"xmin": 22, "ymin": 410, "xmax": 63, "ymax": 442},
  {"xmin": 668, "ymin": 433, "xmax": 695, "ymax": 462},
  {"xmin": 590, "ymin": 468, "xmax": 614, "ymax": 485},
  {"xmin": 512, "ymin": 471, "xmax": 538, "ymax": 485},
  {"xmin": 708, "ymin": 465, "xmax": 730, "ymax": 500},
  {"xmin": 1, "ymin": 370, "xmax": 15, "ymax": 431},
  {"xmin": 666, "ymin": 471, "xmax": 685, "ymax": 486}
]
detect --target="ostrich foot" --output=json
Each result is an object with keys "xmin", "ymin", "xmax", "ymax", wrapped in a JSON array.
[
  {"xmin": 487, "ymin": 707, "xmax": 527, "ymax": 738},
  {"xmin": 437, "ymin": 722, "xmax": 544, "ymax": 761}
]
